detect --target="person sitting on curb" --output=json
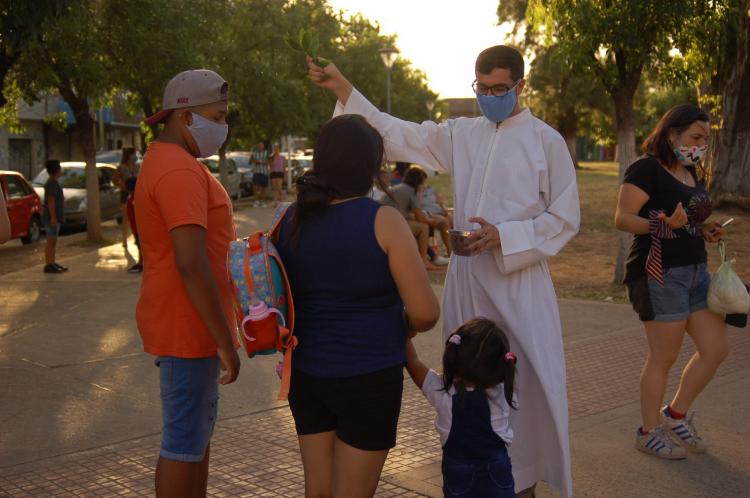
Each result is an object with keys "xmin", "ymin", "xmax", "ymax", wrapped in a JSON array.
[
  {"xmin": 414, "ymin": 168, "xmax": 453, "ymax": 257},
  {"xmin": 42, "ymin": 159, "xmax": 67, "ymax": 274},
  {"xmin": 382, "ymin": 166, "xmax": 449, "ymax": 269}
]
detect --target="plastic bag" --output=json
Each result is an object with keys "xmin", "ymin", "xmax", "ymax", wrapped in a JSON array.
[{"xmin": 707, "ymin": 241, "xmax": 750, "ymax": 315}]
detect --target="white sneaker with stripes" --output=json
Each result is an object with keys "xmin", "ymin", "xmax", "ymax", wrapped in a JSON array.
[
  {"xmin": 661, "ymin": 406, "xmax": 707, "ymax": 453},
  {"xmin": 635, "ymin": 426, "xmax": 687, "ymax": 460}
]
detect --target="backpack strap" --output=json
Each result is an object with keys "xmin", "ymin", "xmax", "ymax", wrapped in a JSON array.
[{"xmin": 269, "ymin": 202, "xmax": 292, "ymax": 239}]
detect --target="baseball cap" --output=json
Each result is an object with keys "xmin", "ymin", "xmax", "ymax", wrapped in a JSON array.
[{"xmin": 145, "ymin": 69, "xmax": 228, "ymax": 126}]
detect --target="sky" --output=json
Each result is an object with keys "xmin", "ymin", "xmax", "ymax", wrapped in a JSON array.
[{"xmin": 328, "ymin": 0, "xmax": 515, "ymax": 99}]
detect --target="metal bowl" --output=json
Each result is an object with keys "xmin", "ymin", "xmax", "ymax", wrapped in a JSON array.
[{"xmin": 449, "ymin": 229, "xmax": 474, "ymax": 256}]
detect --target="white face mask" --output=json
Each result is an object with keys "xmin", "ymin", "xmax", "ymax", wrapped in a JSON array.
[{"xmin": 186, "ymin": 112, "xmax": 228, "ymax": 158}]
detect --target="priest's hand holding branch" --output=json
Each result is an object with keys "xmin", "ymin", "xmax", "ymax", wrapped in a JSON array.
[
  {"xmin": 307, "ymin": 56, "xmax": 354, "ymax": 105},
  {"xmin": 467, "ymin": 217, "xmax": 501, "ymax": 254}
]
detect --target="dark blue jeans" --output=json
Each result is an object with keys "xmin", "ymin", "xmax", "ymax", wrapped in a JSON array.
[{"xmin": 442, "ymin": 451, "xmax": 514, "ymax": 497}]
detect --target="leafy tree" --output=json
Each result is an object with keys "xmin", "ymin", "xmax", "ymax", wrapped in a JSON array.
[
  {"xmin": 16, "ymin": 0, "xmax": 112, "ymax": 241},
  {"xmin": 523, "ymin": 0, "xmax": 697, "ymax": 283},
  {"xmin": 525, "ymin": 45, "xmax": 611, "ymax": 166},
  {"xmin": 102, "ymin": 0, "xmax": 221, "ymax": 141},
  {"xmin": 0, "ymin": 1, "xmax": 67, "ymax": 109},
  {"xmin": 679, "ymin": 0, "xmax": 750, "ymax": 207},
  {"xmin": 497, "ymin": 1, "xmax": 611, "ymax": 166}
]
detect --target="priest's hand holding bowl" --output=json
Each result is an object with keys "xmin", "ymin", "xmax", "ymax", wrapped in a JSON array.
[{"xmin": 466, "ymin": 217, "xmax": 501, "ymax": 255}]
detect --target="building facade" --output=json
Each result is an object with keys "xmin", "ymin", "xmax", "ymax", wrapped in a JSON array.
[{"xmin": 0, "ymin": 94, "xmax": 142, "ymax": 180}]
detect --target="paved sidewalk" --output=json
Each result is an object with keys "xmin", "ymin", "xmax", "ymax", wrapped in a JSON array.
[{"xmin": 1, "ymin": 206, "xmax": 749, "ymax": 497}]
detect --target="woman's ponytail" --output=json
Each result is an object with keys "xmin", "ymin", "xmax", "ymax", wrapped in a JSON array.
[{"xmin": 286, "ymin": 171, "xmax": 333, "ymax": 245}]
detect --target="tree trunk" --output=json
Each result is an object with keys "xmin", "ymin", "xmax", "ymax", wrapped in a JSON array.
[
  {"xmin": 78, "ymin": 112, "xmax": 103, "ymax": 242},
  {"xmin": 612, "ymin": 90, "xmax": 638, "ymax": 285},
  {"xmin": 59, "ymin": 84, "xmax": 103, "ymax": 242},
  {"xmin": 710, "ymin": 6, "xmax": 750, "ymax": 208},
  {"xmin": 558, "ymin": 110, "xmax": 579, "ymax": 168}
]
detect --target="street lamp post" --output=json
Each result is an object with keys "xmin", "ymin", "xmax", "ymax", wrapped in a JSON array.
[{"xmin": 378, "ymin": 47, "xmax": 399, "ymax": 114}]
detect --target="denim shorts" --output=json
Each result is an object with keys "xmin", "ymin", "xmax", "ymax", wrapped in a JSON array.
[
  {"xmin": 442, "ymin": 450, "xmax": 515, "ymax": 498},
  {"xmin": 627, "ymin": 263, "xmax": 710, "ymax": 322},
  {"xmin": 155, "ymin": 356, "xmax": 220, "ymax": 462}
]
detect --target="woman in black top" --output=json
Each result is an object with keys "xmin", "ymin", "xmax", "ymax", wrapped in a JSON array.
[{"xmin": 615, "ymin": 105, "xmax": 727, "ymax": 460}]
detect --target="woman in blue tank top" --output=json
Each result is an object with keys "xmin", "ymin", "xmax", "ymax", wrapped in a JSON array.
[{"xmin": 277, "ymin": 114, "xmax": 440, "ymax": 498}]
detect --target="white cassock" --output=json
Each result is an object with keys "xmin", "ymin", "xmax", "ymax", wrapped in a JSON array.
[{"xmin": 335, "ymin": 89, "xmax": 580, "ymax": 497}]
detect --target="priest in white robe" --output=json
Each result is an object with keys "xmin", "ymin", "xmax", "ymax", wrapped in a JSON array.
[{"xmin": 308, "ymin": 45, "xmax": 579, "ymax": 498}]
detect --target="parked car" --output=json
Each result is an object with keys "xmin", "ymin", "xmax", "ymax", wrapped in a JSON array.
[
  {"xmin": 32, "ymin": 162, "xmax": 121, "ymax": 228},
  {"xmin": 0, "ymin": 170, "xmax": 42, "ymax": 244},
  {"xmin": 289, "ymin": 153, "xmax": 313, "ymax": 182},
  {"xmin": 198, "ymin": 155, "xmax": 241, "ymax": 199},
  {"xmin": 226, "ymin": 151, "xmax": 253, "ymax": 197},
  {"xmin": 95, "ymin": 149, "xmax": 142, "ymax": 166}
]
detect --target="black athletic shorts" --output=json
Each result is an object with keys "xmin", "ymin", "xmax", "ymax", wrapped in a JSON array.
[
  {"xmin": 252, "ymin": 173, "xmax": 269, "ymax": 188},
  {"xmin": 270, "ymin": 171, "xmax": 284, "ymax": 180},
  {"xmin": 288, "ymin": 365, "xmax": 404, "ymax": 451}
]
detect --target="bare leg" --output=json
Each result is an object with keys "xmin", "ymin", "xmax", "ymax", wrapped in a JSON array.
[
  {"xmin": 45, "ymin": 235, "xmax": 57, "ymax": 265},
  {"xmin": 298, "ymin": 431, "xmax": 336, "ymax": 498},
  {"xmin": 155, "ymin": 448, "xmax": 210, "ymax": 498},
  {"xmin": 331, "ymin": 437, "xmax": 389, "ymax": 498},
  {"xmin": 640, "ymin": 320, "xmax": 686, "ymax": 431},
  {"xmin": 120, "ymin": 203, "xmax": 130, "ymax": 245},
  {"xmin": 670, "ymin": 309, "xmax": 728, "ymax": 413}
]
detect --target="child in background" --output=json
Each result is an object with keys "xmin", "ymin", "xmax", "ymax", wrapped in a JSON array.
[
  {"xmin": 405, "ymin": 318, "xmax": 518, "ymax": 498},
  {"xmin": 125, "ymin": 176, "xmax": 142, "ymax": 273}
]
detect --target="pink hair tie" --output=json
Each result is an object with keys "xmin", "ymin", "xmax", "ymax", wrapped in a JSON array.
[
  {"xmin": 505, "ymin": 352, "xmax": 517, "ymax": 364},
  {"xmin": 447, "ymin": 334, "xmax": 462, "ymax": 346}
]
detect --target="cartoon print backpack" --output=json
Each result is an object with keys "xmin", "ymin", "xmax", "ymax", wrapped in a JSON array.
[{"xmin": 228, "ymin": 202, "xmax": 296, "ymax": 400}]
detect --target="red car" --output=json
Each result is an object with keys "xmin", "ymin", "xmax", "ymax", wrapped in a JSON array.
[{"xmin": 1, "ymin": 170, "xmax": 42, "ymax": 244}]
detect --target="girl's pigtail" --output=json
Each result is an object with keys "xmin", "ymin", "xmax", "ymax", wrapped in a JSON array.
[{"xmin": 503, "ymin": 352, "xmax": 517, "ymax": 409}]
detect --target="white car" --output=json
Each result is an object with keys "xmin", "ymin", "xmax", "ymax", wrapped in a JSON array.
[
  {"xmin": 199, "ymin": 155, "xmax": 241, "ymax": 200},
  {"xmin": 32, "ymin": 162, "xmax": 121, "ymax": 227}
]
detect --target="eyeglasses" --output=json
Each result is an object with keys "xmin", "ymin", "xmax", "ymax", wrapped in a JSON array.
[{"xmin": 472, "ymin": 79, "xmax": 520, "ymax": 97}]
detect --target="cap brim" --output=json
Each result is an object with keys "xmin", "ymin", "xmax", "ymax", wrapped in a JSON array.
[{"xmin": 144, "ymin": 109, "xmax": 173, "ymax": 126}]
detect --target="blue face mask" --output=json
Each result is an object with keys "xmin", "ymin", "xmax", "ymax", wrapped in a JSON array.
[{"xmin": 476, "ymin": 88, "xmax": 517, "ymax": 123}]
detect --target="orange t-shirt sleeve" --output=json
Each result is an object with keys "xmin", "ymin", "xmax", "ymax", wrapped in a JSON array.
[{"xmin": 154, "ymin": 168, "xmax": 209, "ymax": 231}]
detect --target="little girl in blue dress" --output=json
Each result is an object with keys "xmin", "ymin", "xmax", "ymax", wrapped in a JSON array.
[{"xmin": 406, "ymin": 318, "xmax": 518, "ymax": 498}]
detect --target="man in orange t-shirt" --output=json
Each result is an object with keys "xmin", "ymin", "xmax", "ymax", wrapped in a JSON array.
[{"xmin": 136, "ymin": 69, "xmax": 240, "ymax": 498}]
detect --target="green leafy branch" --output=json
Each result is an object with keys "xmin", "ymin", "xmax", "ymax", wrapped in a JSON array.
[{"xmin": 285, "ymin": 28, "xmax": 331, "ymax": 67}]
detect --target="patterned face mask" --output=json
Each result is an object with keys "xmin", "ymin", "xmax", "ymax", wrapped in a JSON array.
[{"xmin": 673, "ymin": 144, "xmax": 708, "ymax": 165}]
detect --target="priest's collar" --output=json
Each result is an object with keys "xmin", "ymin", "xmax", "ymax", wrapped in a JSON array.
[{"xmin": 490, "ymin": 107, "xmax": 531, "ymax": 129}]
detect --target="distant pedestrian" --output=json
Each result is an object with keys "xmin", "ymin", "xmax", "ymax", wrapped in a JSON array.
[
  {"xmin": 137, "ymin": 69, "xmax": 240, "ymax": 498},
  {"xmin": 390, "ymin": 161, "xmax": 409, "ymax": 185},
  {"xmin": 615, "ymin": 104, "xmax": 728, "ymax": 460},
  {"xmin": 113, "ymin": 147, "xmax": 139, "ymax": 247},
  {"xmin": 251, "ymin": 140, "xmax": 270, "ymax": 205},
  {"xmin": 405, "ymin": 318, "xmax": 518, "ymax": 498},
  {"xmin": 0, "ymin": 188, "xmax": 10, "ymax": 244},
  {"xmin": 269, "ymin": 144, "xmax": 285, "ymax": 206},
  {"xmin": 42, "ymin": 160, "xmax": 67, "ymax": 274}
]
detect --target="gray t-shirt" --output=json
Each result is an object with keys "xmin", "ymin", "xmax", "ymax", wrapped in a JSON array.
[
  {"xmin": 382, "ymin": 183, "xmax": 421, "ymax": 219},
  {"xmin": 43, "ymin": 178, "xmax": 64, "ymax": 225}
]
